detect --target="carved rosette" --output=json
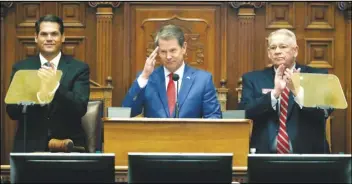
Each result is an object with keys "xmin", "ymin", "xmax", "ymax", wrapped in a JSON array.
[
  {"xmin": 337, "ymin": 2, "xmax": 352, "ymax": 20},
  {"xmin": 0, "ymin": 2, "xmax": 13, "ymax": 19}
]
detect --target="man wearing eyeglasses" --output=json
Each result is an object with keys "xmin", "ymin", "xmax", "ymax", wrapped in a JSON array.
[{"xmin": 238, "ymin": 29, "xmax": 333, "ymax": 154}]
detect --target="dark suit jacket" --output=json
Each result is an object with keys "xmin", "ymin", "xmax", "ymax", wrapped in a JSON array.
[
  {"xmin": 6, "ymin": 54, "xmax": 90, "ymax": 152},
  {"xmin": 122, "ymin": 65, "xmax": 222, "ymax": 118},
  {"xmin": 238, "ymin": 64, "xmax": 332, "ymax": 153}
]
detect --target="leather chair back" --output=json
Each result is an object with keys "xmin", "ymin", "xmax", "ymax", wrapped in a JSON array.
[{"xmin": 81, "ymin": 100, "xmax": 103, "ymax": 153}]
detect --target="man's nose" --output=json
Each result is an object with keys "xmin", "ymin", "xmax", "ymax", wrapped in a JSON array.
[
  {"xmin": 166, "ymin": 53, "xmax": 172, "ymax": 60},
  {"xmin": 46, "ymin": 34, "xmax": 53, "ymax": 41},
  {"xmin": 274, "ymin": 47, "xmax": 282, "ymax": 54}
]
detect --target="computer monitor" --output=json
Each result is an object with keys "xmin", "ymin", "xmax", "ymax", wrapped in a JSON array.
[
  {"xmin": 107, "ymin": 107, "xmax": 131, "ymax": 118},
  {"xmin": 128, "ymin": 152, "xmax": 233, "ymax": 183},
  {"xmin": 248, "ymin": 154, "xmax": 352, "ymax": 183},
  {"xmin": 10, "ymin": 153, "xmax": 115, "ymax": 183}
]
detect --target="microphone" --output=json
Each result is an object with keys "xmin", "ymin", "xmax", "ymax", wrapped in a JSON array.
[{"xmin": 172, "ymin": 73, "xmax": 180, "ymax": 118}]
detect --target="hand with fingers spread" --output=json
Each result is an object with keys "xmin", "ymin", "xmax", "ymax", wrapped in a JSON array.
[
  {"xmin": 273, "ymin": 64, "xmax": 287, "ymax": 98},
  {"xmin": 140, "ymin": 46, "xmax": 159, "ymax": 80},
  {"xmin": 285, "ymin": 67, "xmax": 301, "ymax": 96},
  {"xmin": 37, "ymin": 65, "xmax": 58, "ymax": 95}
]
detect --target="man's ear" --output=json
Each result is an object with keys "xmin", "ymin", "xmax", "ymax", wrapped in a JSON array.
[
  {"xmin": 61, "ymin": 33, "xmax": 65, "ymax": 43},
  {"xmin": 34, "ymin": 33, "xmax": 38, "ymax": 43},
  {"xmin": 294, "ymin": 45, "xmax": 299, "ymax": 57},
  {"xmin": 182, "ymin": 42, "xmax": 187, "ymax": 53},
  {"xmin": 267, "ymin": 49, "xmax": 271, "ymax": 61}
]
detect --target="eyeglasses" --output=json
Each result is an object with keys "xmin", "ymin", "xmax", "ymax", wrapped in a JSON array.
[{"xmin": 268, "ymin": 44, "xmax": 291, "ymax": 51}]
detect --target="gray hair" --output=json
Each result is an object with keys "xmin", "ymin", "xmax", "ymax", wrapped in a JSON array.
[
  {"xmin": 267, "ymin": 29, "xmax": 297, "ymax": 46},
  {"xmin": 154, "ymin": 24, "xmax": 185, "ymax": 47}
]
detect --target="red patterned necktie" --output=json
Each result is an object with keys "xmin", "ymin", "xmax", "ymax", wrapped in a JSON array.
[
  {"xmin": 167, "ymin": 73, "xmax": 176, "ymax": 117},
  {"xmin": 277, "ymin": 87, "xmax": 290, "ymax": 154}
]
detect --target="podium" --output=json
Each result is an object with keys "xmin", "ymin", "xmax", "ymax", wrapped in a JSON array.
[
  {"xmin": 103, "ymin": 118, "xmax": 252, "ymax": 167},
  {"xmin": 5, "ymin": 70, "xmax": 62, "ymax": 152},
  {"xmin": 292, "ymin": 73, "xmax": 347, "ymax": 109}
]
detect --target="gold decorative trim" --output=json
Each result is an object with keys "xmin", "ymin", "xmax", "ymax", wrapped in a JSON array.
[
  {"xmin": 229, "ymin": 2, "xmax": 265, "ymax": 9},
  {"xmin": 0, "ymin": 2, "xmax": 13, "ymax": 18},
  {"xmin": 88, "ymin": 2, "xmax": 121, "ymax": 8},
  {"xmin": 337, "ymin": 2, "xmax": 352, "ymax": 20}
]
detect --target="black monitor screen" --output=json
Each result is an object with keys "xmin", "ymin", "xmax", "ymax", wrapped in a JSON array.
[
  {"xmin": 248, "ymin": 154, "xmax": 351, "ymax": 183},
  {"xmin": 128, "ymin": 152, "xmax": 233, "ymax": 183},
  {"xmin": 10, "ymin": 153, "xmax": 115, "ymax": 183}
]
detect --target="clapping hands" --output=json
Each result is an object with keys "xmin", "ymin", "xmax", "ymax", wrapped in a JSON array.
[{"xmin": 273, "ymin": 64, "xmax": 301, "ymax": 98}]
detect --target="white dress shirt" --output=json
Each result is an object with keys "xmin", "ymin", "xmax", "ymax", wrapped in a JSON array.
[
  {"xmin": 37, "ymin": 52, "xmax": 61, "ymax": 104},
  {"xmin": 137, "ymin": 62, "xmax": 185, "ymax": 100},
  {"xmin": 39, "ymin": 52, "xmax": 61, "ymax": 69}
]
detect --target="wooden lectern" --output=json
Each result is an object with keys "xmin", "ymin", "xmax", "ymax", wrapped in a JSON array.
[{"xmin": 103, "ymin": 118, "xmax": 252, "ymax": 167}]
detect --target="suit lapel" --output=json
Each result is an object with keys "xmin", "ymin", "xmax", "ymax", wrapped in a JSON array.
[
  {"xmin": 155, "ymin": 67, "xmax": 170, "ymax": 117},
  {"xmin": 178, "ymin": 65, "xmax": 195, "ymax": 110},
  {"xmin": 24, "ymin": 55, "xmax": 41, "ymax": 69},
  {"xmin": 32, "ymin": 55, "xmax": 42, "ymax": 69},
  {"xmin": 264, "ymin": 67, "xmax": 278, "ymax": 145},
  {"xmin": 57, "ymin": 55, "xmax": 69, "ymax": 83},
  {"xmin": 264, "ymin": 67, "xmax": 275, "ymax": 88}
]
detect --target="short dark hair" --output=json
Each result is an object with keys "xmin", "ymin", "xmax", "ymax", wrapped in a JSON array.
[
  {"xmin": 35, "ymin": 14, "xmax": 64, "ymax": 34},
  {"xmin": 155, "ymin": 24, "xmax": 185, "ymax": 47}
]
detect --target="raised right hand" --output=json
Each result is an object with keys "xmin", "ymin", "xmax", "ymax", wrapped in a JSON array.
[{"xmin": 140, "ymin": 46, "xmax": 159, "ymax": 80}]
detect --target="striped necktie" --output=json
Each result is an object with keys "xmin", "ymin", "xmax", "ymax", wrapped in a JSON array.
[{"xmin": 277, "ymin": 87, "xmax": 290, "ymax": 154}]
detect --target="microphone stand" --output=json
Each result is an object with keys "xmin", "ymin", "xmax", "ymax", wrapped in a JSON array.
[
  {"xmin": 19, "ymin": 101, "xmax": 35, "ymax": 152},
  {"xmin": 175, "ymin": 80, "xmax": 179, "ymax": 118},
  {"xmin": 172, "ymin": 74, "xmax": 180, "ymax": 118}
]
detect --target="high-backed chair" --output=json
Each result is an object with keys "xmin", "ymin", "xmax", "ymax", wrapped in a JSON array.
[
  {"xmin": 81, "ymin": 79, "xmax": 113, "ymax": 152},
  {"xmin": 81, "ymin": 100, "xmax": 104, "ymax": 153}
]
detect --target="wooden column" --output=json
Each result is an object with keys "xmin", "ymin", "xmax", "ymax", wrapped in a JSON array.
[
  {"xmin": 337, "ymin": 2, "xmax": 352, "ymax": 153},
  {"xmin": 0, "ymin": 1, "xmax": 13, "ymax": 165},
  {"xmin": 229, "ymin": 2, "xmax": 264, "ymax": 74},
  {"xmin": 88, "ymin": 2, "xmax": 120, "ymax": 85}
]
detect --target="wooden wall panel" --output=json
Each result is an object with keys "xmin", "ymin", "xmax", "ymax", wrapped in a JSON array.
[
  {"xmin": 266, "ymin": 2, "xmax": 295, "ymax": 29},
  {"xmin": 128, "ymin": 3, "xmax": 225, "ymax": 88},
  {"xmin": 1, "ymin": 2, "xmax": 351, "ymax": 165}
]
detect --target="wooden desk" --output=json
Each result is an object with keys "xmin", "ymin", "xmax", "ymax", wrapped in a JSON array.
[{"xmin": 104, "ymin": 118, "xmax": 252, "ymax": 167}]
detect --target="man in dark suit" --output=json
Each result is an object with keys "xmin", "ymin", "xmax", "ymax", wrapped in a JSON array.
[
  {"xmin": 122, "ymin": 25, "xmax": 221, "ymax": 118},
  {"xmin": 239, "ymin": 29, "xmax": 332, "ymax": 154},
  {"xmin": 6, "ymin": 14, "xmax": 90, "ymax": 152}
]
